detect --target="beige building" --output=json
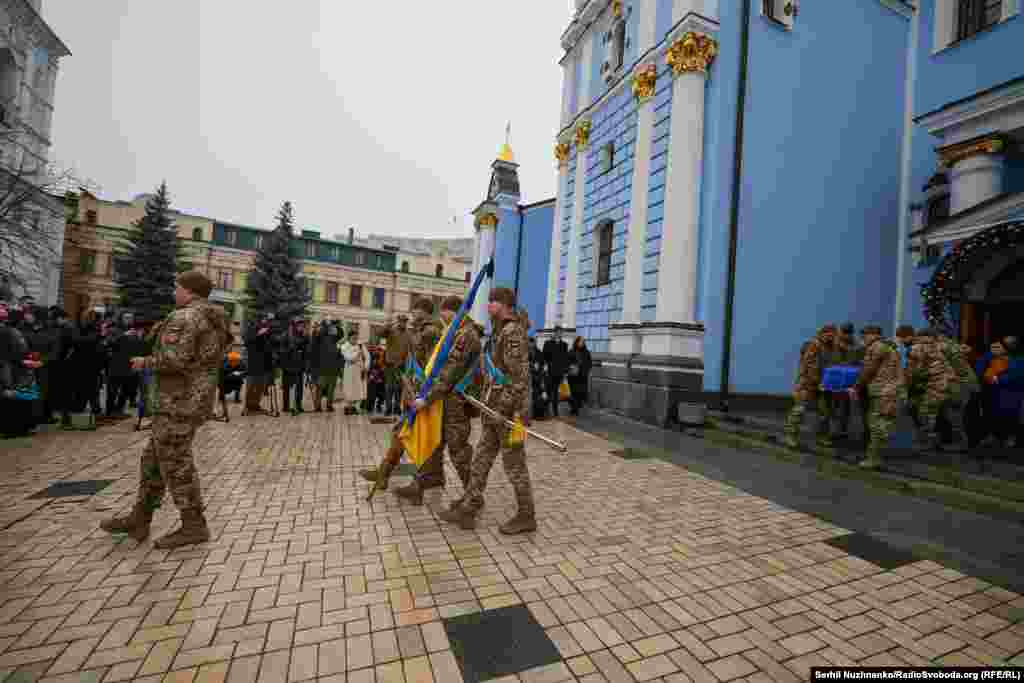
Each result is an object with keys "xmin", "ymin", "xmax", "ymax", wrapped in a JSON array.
[{"xmin": 61, "ymin": 191, "xmax": 470, "ymax": 343}]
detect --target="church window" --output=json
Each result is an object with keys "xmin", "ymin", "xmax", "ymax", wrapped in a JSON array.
[
  {"xmin": 349, "ymin": 284, "xmax": 363, "ymax": 307},
  {"xmin": 224, "ymin": 229, "xmax": 238, "ymax": 246},
  {"xmin": 86, "ymin": 209, "xmax": 97, "ymax": 225},
  {"xmin": 79, "ymin": 250, "xmax": 96, "ymax": 274},
  {"xmin": 373, "ymin": 288, "xmax": 386, "ymax": 309},
  {"xmin": 956, "ymin": 0, "xmax": 1002, "ymax": 41},
  {"xmin": 761, "ymin": 0, "xmax": 796, "ymax": 29},
  {"xmin": 926, "ymin": 195, "xmax": 950, "ymax": 225},
  {"xmin": 436, "ymin": 264, "xmax": 444, "ymax": 278},
  {"xmin": 326, "ymin": 282, "xmax": 338, "ymax": 304},
  {"xmin": 354, "ymin": 251, "xmax": 367, "ymax": 266},
  {"xmin": 192, "ymin": 227, "xmax": 202, "ymax": 241},
  {"xmin": 401, "ymin": 261, "xmax": 410, "ymax": 272},
  {"xmin": 255, "ymin": 234, "xmax": 265, "ymax": 250},
  {"xmin": 305, "ymin": 241, "xmax": 316, "ymax": 258},
  {"xmin": 603, "ymin": 14, "xmax": 628, "ymax": 78},
  {"xmin": 595, "ymin": 221, "xmax": 613, "ymax": 287},
  {"xmin": 599, "ymin": 142, "xmax": 614, "ymax": 175},
  {"xmin": 465, "ymin": 272, "xmax": 471, "ymax": 283}
]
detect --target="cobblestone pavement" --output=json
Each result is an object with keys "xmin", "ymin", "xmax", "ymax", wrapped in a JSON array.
[{"xmin": 1, "ymin": 409, "xmax": 1023, "ymax": 683}]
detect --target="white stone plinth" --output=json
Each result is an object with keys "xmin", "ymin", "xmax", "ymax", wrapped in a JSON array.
[
  {"xmin": 950, "ymin": 153, "xmax": 1005, "ymax": 214},
  {"xmin": 638, "ymin": 323, "xmax": 705, "ymax": 359}
]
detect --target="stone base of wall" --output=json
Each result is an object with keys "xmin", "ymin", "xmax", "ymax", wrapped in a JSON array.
[{"xmin": 589, "ymin": 353, "xmax": 704, "ymax": 428}]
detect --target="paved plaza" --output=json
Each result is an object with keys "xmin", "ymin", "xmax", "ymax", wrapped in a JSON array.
[{"xmin": 1, "ymin": 410, "xmax": 1023, "ymax": 683}]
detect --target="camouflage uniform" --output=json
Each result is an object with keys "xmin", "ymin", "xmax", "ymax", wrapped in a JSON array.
[
  {"xmin": 440, "ymin": 312, "xmax": 535, "ymax": 534},
  {"xmin": 853, "ymin": 335, "xmax": 903, "ymax": 468},
  {"xmin": 384, "ymin": 317, "xmax": 412, "ymax": 414},
  {"xmin": 936, "ymin": 336, "xmax": 977, "ymax": 452},
  {"xmin": 102, "ymin": 298, "xmax": 230, "ymax": 548},
  {"xmin": 906, "ymin": 332, "xmax": 955, "ymax": 452},
  {"xmin": 830, "ymin": 331, "xmax": 863, "ymax": 438},
  {"xmin": 360, "ymin": 310, "xmax": 443, "ymax": 489},
  {"xmin": 420, "ymin": 318, "xmax": 483, "ymax": 500},
  {"xmin": 783, "ymin": 326, "xmax": 836, "ymax": 448}
]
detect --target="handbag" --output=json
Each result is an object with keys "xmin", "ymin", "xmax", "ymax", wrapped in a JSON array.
[
  {"xmin": 558, "ymin": 379, "xmax": 571, "ymax": 401},
  {"xmin": 13, "ymin": 384, "xmax": 40, "ymax": 402}
]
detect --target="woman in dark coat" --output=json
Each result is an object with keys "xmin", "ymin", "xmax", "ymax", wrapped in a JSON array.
[
  {"xmin": 567, "ymin": 336, "xmax": 592, "ymax": 416},
  {"xmin": 976, "ymin": 337, "xmax": 1024, "ymax": 449}
]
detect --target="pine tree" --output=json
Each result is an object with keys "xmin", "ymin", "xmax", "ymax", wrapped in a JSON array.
[
  {"xmin": 244, "ymin": 201, "xmax": 309, "ymax": 323},
  {"xmin": 114, "ymin": 182, "xmax": 191, "ymax": 324}
]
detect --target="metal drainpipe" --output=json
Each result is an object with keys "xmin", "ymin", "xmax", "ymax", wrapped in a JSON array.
[{"xmin": 717, "ymin": 0, "xmax": 752, "ymax": 413}]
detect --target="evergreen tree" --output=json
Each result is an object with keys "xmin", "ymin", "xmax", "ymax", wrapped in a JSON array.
[
  {"xmin": 114, "ymin": 182, "xmax": 191, "ymax": 323},
  {"xmin": 244, "ymin": 201, "xmax": 309, "ymax": 323}
]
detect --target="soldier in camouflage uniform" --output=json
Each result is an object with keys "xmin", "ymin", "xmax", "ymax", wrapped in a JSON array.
[
  {"xmin": 398, "ymin": 296, "xmax": 483, "ymax": 506},
  {"xmin": 936, "ymin": 331, "xmax": 977, "ymax": 453},
  {"xmin": 905, "ymin": 327, "xmax": 957, "ymax": 454},
  {"xmin": 783, "ymin": 324, "xmax": 836, "ymax": 449},
  {"xmin": 848, "ymin": 325, "xmax": 903, "ymax": 469},
  {"xmin": 101, "ymin": 271, "xmax": 231, "ymax": 548},
  {"xmin": 358, "ymin": 299, "xmax": 443, "ymax": 489},
  {"xmin": 831, "ymin": 322, "xmax": 864, "ymax": 440},
  {"xmin": 383, "ymin": 315, "xmax": 411, "ymax": 415},
  {"xmin": 439, "ymin": 287, "xmax": 536, "ymax": 535}
]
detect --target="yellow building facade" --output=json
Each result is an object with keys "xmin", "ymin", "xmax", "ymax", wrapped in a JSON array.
[{"xmin": 60, "ymin": 191, "xmax": 469, "ymax": 343}]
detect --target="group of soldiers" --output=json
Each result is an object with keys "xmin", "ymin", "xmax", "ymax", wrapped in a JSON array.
[
  {"xmin": 785, "ymin": 322, "xmax": 977, "ymax": 469},
  {"xmin": 358, "ymin": 287, "xmax": 537, "ymax": 535},
  {"xmin": 99, "ymin": 273, "xmax": 538, "ymax": 550}
]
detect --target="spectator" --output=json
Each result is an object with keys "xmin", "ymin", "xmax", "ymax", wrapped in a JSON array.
[
  {"xmin": 529, "ymin": 337, "xmax": 548, "ymax": 420},
  {"xmin": 243, "ymin": 314, "xmax": 278, "ymax": 415},
  {"xmin": 543, "ymin": 326, "xmax": 570, "ymax": 417},
  {"xmin": 105, "ymin": 314, "xmax": 146, "ymax": 415},
  {"xmin": 975, "ymin": 338, "xmax": 1024, "ymax": 449},
  {"xmin": 567, "ymin": 336, "xmax": 593, "ymax": 416},
  {"xmin": 279, "ymin": 319, "xmax": 309, "ymax": 416}
]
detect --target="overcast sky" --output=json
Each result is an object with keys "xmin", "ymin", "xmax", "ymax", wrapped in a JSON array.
[{"xmin": 45, "ymin": 2, "xmax": 573, "ymax": 240}]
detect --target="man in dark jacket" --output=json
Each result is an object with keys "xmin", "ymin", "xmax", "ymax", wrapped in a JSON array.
[
  {"xmin": 243, "ymin": 314, "xmax": 277, "ymax": 414},
  {"xmin": 312, "ymin": 320, "xmax": 344, "ymax": 412},
  {"xmin": 279, "ymin": 319, "xmax": 309, "ymax": 415},
  {"xmin": 18, "ymin": 307, "xmax": 59, "ymax": 423},
  {"xmin": 105, "ymin": 315, "xmax": 147, "ymax": 415},
  {"xmin": 542, "ymin": 326, "xmax": 570, "ymax": 417}
]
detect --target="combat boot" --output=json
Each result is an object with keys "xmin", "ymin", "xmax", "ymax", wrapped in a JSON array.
[
  {"xmin": 499, "ymin": 512, "xmax": 537, "ymax": 535},
  {"xmin": 100, "ymin": 502, "xmax": 153, "ymax": 542},
  {"xmin": 154, "ymin": 509, "xmax": 211, "ymax": 549},
  {"xmin": 438, "ymin": 506, "xmax": 476, "ymax": 530},
  {"xmin": 393, "ymin": 481, "xmax": 424, "ymax": 506}
]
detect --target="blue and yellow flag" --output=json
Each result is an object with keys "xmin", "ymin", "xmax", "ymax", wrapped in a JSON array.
[{"xmin": 396, "ymin": 258, "xmax": 494, "ymax": 469}]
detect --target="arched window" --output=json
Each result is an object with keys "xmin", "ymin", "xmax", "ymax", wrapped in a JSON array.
[
  {"xmin": 464, "ymin": 272, "xmax": 471, "ymax": 283},
  {"xmin": 595, "ymin": 220, "xmax": 614, "ymax": 286},
  {"xmin": 192, "ymin": 227, "xmax": 202, "ymax": 241},
  {"xmin": 401, "ymin": 261, "xmax": 410, "ymax": 272},
  {"xmin": 435, "ymin": 264, "xmax": 444, "ymax": 278}
]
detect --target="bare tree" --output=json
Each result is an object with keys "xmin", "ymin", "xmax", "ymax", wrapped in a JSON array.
[{"xmin": 0, "ymin": 129, "xmax": 99, "ymax": 302}]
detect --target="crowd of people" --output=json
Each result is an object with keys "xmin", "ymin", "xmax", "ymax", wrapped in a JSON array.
[
  {"xmin": 786, "ymin": 321, "xmax": 1023, "ymax": 469},
  {"xmin": 529, "ymin": 327, "xmax": 592, "ymax": 420}
]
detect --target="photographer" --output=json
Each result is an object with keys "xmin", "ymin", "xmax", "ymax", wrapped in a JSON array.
[
  {"xmin": 244, "ymin": 314, "xmax": 278, "ymax": 415},
  {"xmin": 279, "ymin": 318, "xmax": 309, "ymax": 415}
]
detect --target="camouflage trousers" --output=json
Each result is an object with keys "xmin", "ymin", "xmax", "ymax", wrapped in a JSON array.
[
  {"xmin": 461, "ymin": 414, "xmax": 534, "ymax": 516},
  {"xmin": 864, "ymin": 393, "xmax": 899, "ymax": 459},
  {"xmin": 137, "ymin": 415, "xmax": 204, "ymax": 514},
  {"xmin": 783, "ymin": 393, "xmax": 831, "ymax": 440},
  {"xmin": 426, "ymin": 395, "xmax": 473, "ymax": 489},
  {"xmin": 917, "ymin": 384, "xmax": 969, "ymax": 445}
]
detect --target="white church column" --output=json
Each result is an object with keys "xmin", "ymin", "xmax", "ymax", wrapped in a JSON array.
[
  {"xmin": 471, "ymin": 207, "xmax": 498, "ymax": 326},
  {"xmin": 940, "ymin": 136, "xmax": 1007, "ymax": 214},
  {"xmin": 642, "ymin": 23, "xmax": 717, "ymax": 359},
  {"xmin": 545, "ymin": 143, "xmax": 570, "ymax": 338},
  {"xmin": 564, "ymin": 123, "xmax": 589, "ymax": 332}
]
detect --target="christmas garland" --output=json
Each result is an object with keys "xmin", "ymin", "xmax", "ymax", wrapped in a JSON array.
[{"xmin": 920, "ymin": 220, "xmax": 1024, "ymax": 336}]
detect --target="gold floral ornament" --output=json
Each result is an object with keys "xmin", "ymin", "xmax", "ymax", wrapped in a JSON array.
[
  {"xmin": 611, "ymin": 0, "xmax": 623, "ymax": 19},
  {"xmin": 632, "ymin": 63, "xmax": 657, "ymax": 103},
  {"xmin": 666, "ymin": 32, "xmax": 718, "ymax": 76},
  {"xmin": 938, "ymin": 135, "xmax": 1006, "ymax": 168},
  {"xmin": 555, "ymin": 141, "xmax": 571, "ymax": 165},
  {"xmin": 575, "ymin": 119, "xmax": 592, "ymax": 150},
  {"xmin": 477, "ymin": 213, "xmax": 498, "ymax": 229}
]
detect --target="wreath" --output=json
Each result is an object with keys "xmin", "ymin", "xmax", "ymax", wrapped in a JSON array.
[{"xmin": 920, "ymin": 220, "xmax": 1024, "ymax": 337}]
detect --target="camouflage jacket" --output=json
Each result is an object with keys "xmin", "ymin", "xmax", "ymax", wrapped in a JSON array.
[
  {"xmin": 483, "ymin": 314, "xmax": 529, "ymax": 419},
  {"xmin": 856, "ymin": 338, "xmax": 902, "ymax": 397},
  {"xmin": 145, "ymin": 299, "xmax": 231, "ymax": 420},
  {"xmin": 400, "ymin": 313, "xmax": 444, "ymax": 405},
  {"xmin": 794, "ymin": 334, "xmax": 832, "ymax": 394},
  {"xmin": 906, "ymin": 336, "xmax": 952, "ymax": 396},
  {"xmin": 425, "ymin": 317, "xmax": 482, "ymax": 405},
  {"xmin": 938, "ymin": 337, "xmax": 979, "ymax": 390},
  {"xmin": 834, "ymin": 336, "xmax": 864, "ymax": 365},
  {"xmin": 384, "ymin": 324, "xmax": 411, "ymax": 369}
]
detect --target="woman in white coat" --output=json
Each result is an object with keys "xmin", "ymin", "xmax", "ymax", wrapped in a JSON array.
[{"xmin": 339, "ymin": 331, "xmax": 368, "ymax": 414}]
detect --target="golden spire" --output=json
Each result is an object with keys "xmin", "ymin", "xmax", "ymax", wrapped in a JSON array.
[{"xmin": 498, "ymin": 121, "xmax": 515, "ymax": 162}]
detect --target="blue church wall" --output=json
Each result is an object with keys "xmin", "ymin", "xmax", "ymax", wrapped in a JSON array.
[
  {"xmin": 701, "ymin": 1, "xmax": 909, "ymax": 395},
  {"xmin": 557, "ymin": 151, "xmax": 578, "ymax": 325},
  {"xmin": 493, "ymin": 207, "xmax": 522, "ymax": 292},
  {"xmin": 655, "ymin": 0, "xmax": 673, "ymax": 44},
  {"xmin": 640, "ymin": 60, "xmax": 674, "ymax": 323},
  {"xmin": 577, "ymin": 87, "xmax": 637, "ymax": 353},
  {"xmin": 519, "ymin": 204, "xmax": 555, "ymax": 335},
  {"xmin": 571, "ymin": 53, "xmax": 583, "ymax": 117},
  {"xmin": 915, "ymin": 5, "xmax": 1023, "ymax": 117}
]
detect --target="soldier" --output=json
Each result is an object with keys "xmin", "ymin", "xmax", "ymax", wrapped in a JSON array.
[
  {"xmin": 358, "ymin": 298, "xmax": 442, "ymax": 489},
  {"xmin": 936, "ymin": 330, "xmax": 977, "ymax": 453},
  {"xmin": 831, "ymin": 322, "xmax": 863, "ymax": 440},
  {"xmin": 396, "ymin": 296, "xmax": 483, "ymax": 505},
  {"xmin": 904, "ymin": 327, "xmax": 956, "ymax": 454},
  {"xmin": 439, "ymin": 287, "xmax": 536, "ymax": 535},
  {"xmin": 384, "ymin": 314, "xmax": 411, "ymax": 416},
  {"xmin": 783, "ymin": 324, "xmax": 836, "ymax": 449},
  {"xmin": 100, "ymin": 271, "xmax": 231, "ymax": 548},
  {"xmin": 847, "ymin": 325, "xmax": 903, "ymax": 469}
]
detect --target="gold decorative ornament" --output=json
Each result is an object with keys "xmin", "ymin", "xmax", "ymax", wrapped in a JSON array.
[
  {"xmin": 477, "ymin": 213, "xmax": 498, "ymax": 229},
  {"xmin": 611, "ymin": 0, "xmax": 623, "ymax": 19},
  {"xmin": 937, "ymin": 136, "xmax": 1006, "ymax": 168},
  {"xmin": 666, "ymin": 32, "xmax": 718, "ymax": 76},
  {"xmin": 555, "ymin": 142, "xmax": 571, "ymax": 165},
  {"xmin": 575, "ymin": 119, "xmax": 592, "ymax": 149},
  {"xmin": 632, "ymin": 63, "xmax": 657, "ymax": 103}
]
